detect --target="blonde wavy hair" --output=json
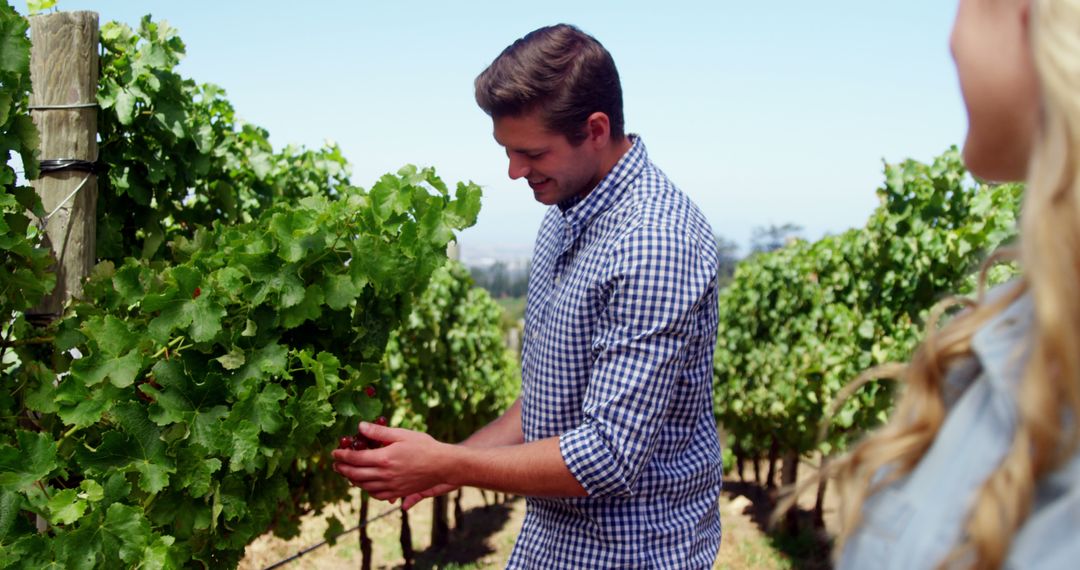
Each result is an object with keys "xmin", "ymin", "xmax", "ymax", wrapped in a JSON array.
[{"xmin": 824, "ymin": 0, "xmax": 1080, "ymax": 567}]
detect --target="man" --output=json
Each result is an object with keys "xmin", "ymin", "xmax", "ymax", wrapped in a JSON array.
[{"xmin": 333, "ymin": 23, "xmax": 723, "ymax": 568}]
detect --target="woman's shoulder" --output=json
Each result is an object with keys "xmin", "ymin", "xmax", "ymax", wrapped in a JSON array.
[
  {"xmin": 941, "ymin": 279, "xmax": 1030, "ymax": 405},
  {"xmin": 970, "ymin": 280, "xmax": 1033, "ymax": 395},
  {"xmin": 1007, "ymin": 444, "xmax": 1080, "ymax": 567}
]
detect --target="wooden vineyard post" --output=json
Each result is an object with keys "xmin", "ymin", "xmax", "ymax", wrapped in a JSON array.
[{"xmin": 26, "ymin": 11, "xmax": 99, "ymax": 324}]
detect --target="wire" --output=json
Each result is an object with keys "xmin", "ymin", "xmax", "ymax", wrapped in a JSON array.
[
  {"xmin": 41, "ymin": 172, "xmax": 93, "ymax": 225},
  {"xmin": 27, "ymin": 103, "xmax": 98, "ymax": 110},
  {"xmin": 261, "ymin": 505, "xmax": 403, "ymax": 570}
]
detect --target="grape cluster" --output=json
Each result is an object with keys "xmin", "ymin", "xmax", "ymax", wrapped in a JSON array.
[{"xmin": 338, "ymin": 416, "xmax": 388, "ymax": 450}]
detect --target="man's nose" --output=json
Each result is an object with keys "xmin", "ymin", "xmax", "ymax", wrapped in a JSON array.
[{"xmin": 508, "ymin": 154, "xmax": 530, "ymax": 180}]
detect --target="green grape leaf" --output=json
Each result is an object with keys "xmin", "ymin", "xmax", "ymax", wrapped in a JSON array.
[
  {"xmin": 280, "ymin": 284, "xmax": 324, "ymax": 329},
  {"xmin": 47, "ymin": 489, "xmax": 87, "ymax": 525},
  {"xmin": 0, "ymin": 490, "xmax": 24, "ymax": 542},
  {"xmin": 448, "ymin": 181, "xmax": 483, "ymax": 228},
  {"xmin": 69, "ymin": 349, "xmax": 145, "ymax": 389},
  {"xmin": 175, "ymin": 449, "xmax": 220, "ymax": 498},
  {"xmin": 223, "ymin": 422, "xmax": 260, "ymax": 473},
  {"xmin": 0, "ymin": 11, "xmax": 30, "ymax": 72},
  {"xmin": 144, "ymin": 359, "xmax": 229, "ymax": 451},
  {"xmin": 232, "ymin": 384, "xmax": 287, "ymax": 436},
  {"xmin": 79, "ymin": 479, "xmax": 104, "ymax": 503},
  {"xmin": 147, "ymin": 300, "xmax": 194, "ymax": 342},
  {"xmin": 26, "ymin": 0, "xmax": 57, "ymax": 15},
  {"xmin": 112, "ymin": 263, "xmax": 146, "ymax": 304},
  {"xmin": 78, "ymin": 404, "xmax": 175, "ymax": 494},
  {"xmin": 0, "ymin": 431, "xmax": 58, "ymax": 492},
  {"xmin": 324, "ymin": 274, "xmax": 361, "ymax": 310},
  {"xmin": 189, "ymin": 296, "xmax": 226, "ymax": 343},
  {"xmin": 114, "ymin": 88, "xmax": 137, "ymax": 125},
  {"xmin": 323, "ymin": 515, "xmax": 345, "ymax": 546},
  {"xmin": 215, "ymin": 346, "xmax": 246, "ymax": 370}
]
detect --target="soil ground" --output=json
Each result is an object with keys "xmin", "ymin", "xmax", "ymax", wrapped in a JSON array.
[{"xmin": 240, "ymin": 461, "xmax": 836, "ymax": 570}]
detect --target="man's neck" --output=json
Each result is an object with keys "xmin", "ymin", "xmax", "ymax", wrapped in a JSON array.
[
  {"xmin": 598, "ymin": 136, "xmax": 634, "ymax": 178},
  {"xmin": 562, "ymin": 135, "xmax": 635, "ymax": 210}
]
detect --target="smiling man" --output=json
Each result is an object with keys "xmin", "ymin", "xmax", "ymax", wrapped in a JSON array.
[{"xmin": 333, "ymin": 23, "xmax": 724, "ymax": 569}]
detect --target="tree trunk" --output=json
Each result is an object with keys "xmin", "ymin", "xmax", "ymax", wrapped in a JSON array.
[
  {"xmin": 431, "ymin": 494, "xmax": 450, "ymax": 549},
  {"xmin": 359, "ymin": 493, "xmax": 372, "ymax": 570},
  {"xmin": 813, "ymin": 465, "xmax": 828, "ymax": 529},
  {"xmin": 734, "ymin": 443, "xmax": 747, "ymax": 482},
  {"xmin": 781, "ymin": 449, "xmax": 800, "ymax": 534},
  {"xmin": 400, "ymin": 507, "xmax": 413, "ymax": 569},
  {"xmin": 454, "ymin": 489, "xmax": 465, "ymax": 531},
  {"xmin": 766, "ymin": 437, "xmax": 780, "ymax": 489}
]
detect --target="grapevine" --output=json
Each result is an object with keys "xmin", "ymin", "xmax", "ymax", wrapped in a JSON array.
[
  {"xmin": 0, "ymin": 5, "xmax": 493, "ymax": 567},
  {"xmin": 714, "ymin": 149, "xmax": 1022, "ymax": 470}
]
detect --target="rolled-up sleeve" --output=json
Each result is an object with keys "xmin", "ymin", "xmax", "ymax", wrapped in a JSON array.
[{"xmin": 559, "ymin": 225, "xmax": 717, "ymax": 497}]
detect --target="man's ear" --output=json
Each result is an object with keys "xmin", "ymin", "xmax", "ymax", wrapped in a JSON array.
[{"xmin": 584, "ymin": 112, "xmax": 612, "ymax": 147}]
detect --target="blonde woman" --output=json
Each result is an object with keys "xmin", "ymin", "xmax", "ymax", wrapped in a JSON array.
[{"xmin": 834, "ymin": 0, "xmax": 1080, "ymax": 568}]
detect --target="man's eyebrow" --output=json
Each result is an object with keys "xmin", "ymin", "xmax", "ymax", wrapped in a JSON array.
[
  {"xmin": 492, "ymin": 132, "xmax": 546, "ymax": 154},
  {"xmin": 507, "ymin": 145, "xmax": 546, "ymax": 154}
]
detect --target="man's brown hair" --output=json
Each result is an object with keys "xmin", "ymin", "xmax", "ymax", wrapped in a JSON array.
[{"xmin": 474, "ymin": 24, "xmax": 625, "ymax": 145}]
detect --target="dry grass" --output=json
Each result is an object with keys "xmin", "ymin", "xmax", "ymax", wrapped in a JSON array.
[
  {"xmin": 239, "ymin": 488, "xmax": 522, "ymax": 570},
  {"xmin": 239, "ymin": 467, "xmax": 835, "ymax": 570}
]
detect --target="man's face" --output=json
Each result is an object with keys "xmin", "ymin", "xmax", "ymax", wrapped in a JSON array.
[
  {"xmin": 493, "ymin": 112, "xmax": 603, "ymax": 206},
  {"xmin": 949, "ymin": 0, "xmax": 1038, "ymax": 182}
]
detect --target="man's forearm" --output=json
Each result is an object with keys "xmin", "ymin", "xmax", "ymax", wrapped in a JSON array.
[
  {"xmin": 440, "ymin": 435, "xmax": 587, "ymax": 497},
  {"xmin": 334, "ymin": 410, "xmax": 586, "ymax": 502},
  {"xmin": 448, "ymin": 398, "xmax": 586, "ymax": 497},
  {"xmin": 459, "ymin": 397, "xmax": 524, "ymax": 448}
]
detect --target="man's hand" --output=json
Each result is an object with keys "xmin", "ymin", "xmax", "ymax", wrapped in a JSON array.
[
  {"xmin": 332, "ymin": 422, "xmax": 456, "ymax": 503},
  {"xmin": 331, "ymin": 402, "xmax": 586, "ymax": 501},
  {"xmin": 402, "ymin": 484, "xmax": 458, "ymax": 511}
]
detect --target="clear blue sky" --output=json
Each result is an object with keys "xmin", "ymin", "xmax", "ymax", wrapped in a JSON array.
[{"xmin": 46, "ymin": 0, "xmax": 964, "ymax": 262}]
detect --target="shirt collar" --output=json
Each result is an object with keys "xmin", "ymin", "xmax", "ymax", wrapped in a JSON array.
[{"xmin": 557, "ymin": 134, "xmax": 646, "ymax": 241}]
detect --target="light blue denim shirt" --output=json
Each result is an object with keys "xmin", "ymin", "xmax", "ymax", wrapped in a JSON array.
[{"xmin": 840, "ymin": 285, "xmax": 1080, "ymax": 569}]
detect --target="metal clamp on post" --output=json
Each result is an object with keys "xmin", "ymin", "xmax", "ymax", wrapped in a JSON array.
[{"xmin": 38, "ymin": 158, "xmax": 98, "ymax": 175}]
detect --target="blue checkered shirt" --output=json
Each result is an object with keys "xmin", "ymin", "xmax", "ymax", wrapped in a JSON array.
[{"xmin": 507, "ymin": 136, "xmax": 723, "ymax": 569}]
